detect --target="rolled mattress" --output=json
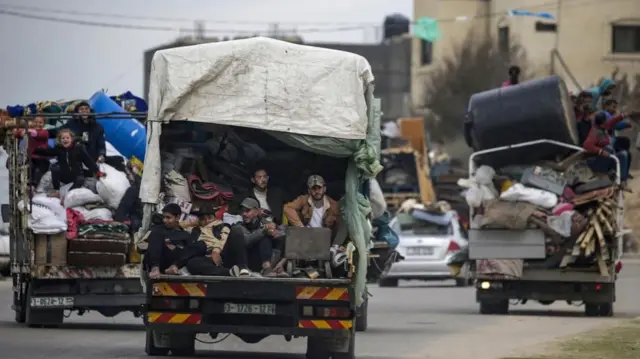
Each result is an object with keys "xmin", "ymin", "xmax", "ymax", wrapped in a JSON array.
[{"xmin": 465, "ymin": 75, "xmax": 578, "ymax": 167}]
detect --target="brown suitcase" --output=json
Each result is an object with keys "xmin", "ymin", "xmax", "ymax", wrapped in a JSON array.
[{"xmin": 34, "ymin": 233, "xmax": 67, "ymax": 265}]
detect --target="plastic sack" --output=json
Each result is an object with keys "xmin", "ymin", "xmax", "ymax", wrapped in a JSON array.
[
  {"xmin": 546, "ymin": 211, "xmax": 574, "ymax": 237},
  {"xmin": 475, "ymin": 165, "xmax": 496, "ymax": 185},
  {"xmin": 33, "ymin": 194, "xmax": 67, "ymax": 220},
  {"xmin": 84, "ymin": 208, "xmax": 113, "ymax": 221},
  {"xmin": 36, "ymin": 171, "xmax": 53, "ymax": 193},
  {"xmin": 164, "ymin": 170, "xmax": 191, "ymax": 202},
  {"xmin": 500, "ymin": 183, "xmax": 558, "ymax": 208},
  {"xmin": 64, "ymin": 188, "xmax": 102, "ymax": 208},
  {"xmin": 96, "ymin": 163, "xmax": 131, "ymax": 209}
]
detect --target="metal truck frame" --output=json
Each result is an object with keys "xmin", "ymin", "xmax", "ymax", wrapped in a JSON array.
[
  {"xmin": 467, "ymin": 139, "xmax": 622, "ymax": 317},
  {"xmin": 8, "ymin": 113, "xmax": 146, "ymax": 326}
]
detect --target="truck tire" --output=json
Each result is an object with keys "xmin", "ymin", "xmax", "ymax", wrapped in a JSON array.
[
  {"xmin": 455, "ymin": 278, "xmax": 469, "ymax": 287},
  {"xmin": 584, "ymin": 303, "xmax": 600, "ymax": 317},
  {"xmin": 479, "ymin": 300, "xmax": 509, "ymax": 315},
  {"xmin": 145, "ymin": 329, "xmax": 169, "ymax": 356},
  {"xmin": 13, "ymin": 274, "xmax": 26, "ymax": 324},
  {"xmin": 169, "ymin": 332, "xmax": 196, "ymax": 356},
  {"xmin": 599, "ymin": 303, "xmax": 614, "ymax": 317},
  {"xmin": 355, "ymin": 294, "xmax": 368, "ymax": 332},
  {"xmin": 378, "ymin": 277, "xmax": 398, "ymax": 287}
]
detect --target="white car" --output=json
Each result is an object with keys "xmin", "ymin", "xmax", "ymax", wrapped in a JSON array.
[{"xmin": 379, "ymin": 209, "xmax": 471, "ymax": 287}]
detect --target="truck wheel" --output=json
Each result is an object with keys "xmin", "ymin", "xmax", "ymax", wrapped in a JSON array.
[
  {"xmin": 378, "ymin": 277, "xmax": 398, "ymax": 287},
  {"xmin": 306, "ymin": 336, "xmax": 330, "ymax": 359},
  {"xmin": 598, "ymin": 303, "xmax": 614, "ymax": 317},
  {"xmin": 145, "ymin": 329, "xmax": 169, "ymax": 356},
  {"xmin": 331, "ymin": 330, "xmax": 355, "ymax": 359},
  {"xmin": 479, "ymin": 300, "xmax": 509, "ymax": 315},
  {"xmin": 13, "ymin": 275, "xmax": 26, "ymax": 324},
  {"xmin": 455, "ymin": 278, "xmax": 469, "ymax": 287},
  {"xmin": 355, "ymin": 294, "xmax": 368, "ymax": 332},
  {"xmin": 584, "ymin": 303, "xmax": 600, "ymax": 317}
]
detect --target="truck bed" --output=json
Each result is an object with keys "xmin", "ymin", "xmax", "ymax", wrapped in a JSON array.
[{"xmin": 155, "ymin": 274, "xmax": 351, "ymax": 285}]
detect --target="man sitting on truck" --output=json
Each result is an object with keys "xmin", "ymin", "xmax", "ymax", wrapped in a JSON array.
[
  {"xmin": 284, "ymin": 175, "xmax": 340, "ymax": 233},
  {"xmin": 583, "ymin": 110, "xmax": 639, "ymax": 186},
  {"xmin": 179, "ymin": 204, "xmax": 251, "ymax": 277},
  {"xmin": 146, "ymin": 203, "xmax": 192, "ymax": 279},
  {"xmin": 231, "ymin": 197, "xmax": 287, "ymax": 277},
  {"xmin": 235, "ymin": 167, "xmax": 286, "ymax": 225},
  {"xmin": 575, "ymin": 91, "xmax": 594, "ymax": 145}
]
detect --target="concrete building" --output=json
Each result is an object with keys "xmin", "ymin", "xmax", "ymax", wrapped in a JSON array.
[
  {"xmin": 142, "ymin": 36, "xmax": 412, "ymax": 123},
  {"xmin": 412, "ymin": 0, "xmax": 640, "ymax": 110}
]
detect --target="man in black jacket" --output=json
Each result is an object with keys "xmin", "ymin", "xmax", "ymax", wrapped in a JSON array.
[
  {"xmin": 231, "ymin": 198, "xmax": 287, "ymax": 277},
  {"xmin": 236, "ymin": 167, "xmax": 285, "ymax": 224}
]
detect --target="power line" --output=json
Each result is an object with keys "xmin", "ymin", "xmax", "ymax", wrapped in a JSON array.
[{"xmin": 0, "ymin": 0, "xmax": 633, "ymax": 34}]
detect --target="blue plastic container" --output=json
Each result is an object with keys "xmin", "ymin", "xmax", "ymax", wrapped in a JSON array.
[{"xmin": 88, "ymin": 91, "xmax": 146, "ymax": 160}]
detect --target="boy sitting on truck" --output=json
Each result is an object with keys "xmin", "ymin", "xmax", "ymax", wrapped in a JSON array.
[
  {"xmin": 179, "ymin": 204, "xmax": 251, "ymax": 277},
  {"xmin": 146, "ymin": 203, "xmax": 192, "ymax": 279}
]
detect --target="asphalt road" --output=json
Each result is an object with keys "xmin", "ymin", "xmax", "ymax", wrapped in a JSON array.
[{"xmin": 0, "ymin": 261, "xmax": 638, "ymax": 359}]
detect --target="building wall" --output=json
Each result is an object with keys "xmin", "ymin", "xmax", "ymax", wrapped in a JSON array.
[{"xmin": 412, "ymin": 0, "xmax": 640, "ymax": 108}]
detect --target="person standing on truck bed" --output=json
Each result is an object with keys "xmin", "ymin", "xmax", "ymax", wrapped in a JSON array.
[
  {"xmin": 13, "ymin": 114, "xmax": 50, "ymax": 187},
  {"xmin": 284, "ymin": 174, "xmax": 340, "ymax": 233},
  {"xmin": 235, "ymin": 166, "xmax": 285, "ymax": 225},
  {"xmin": 601, "ymin": 99, "xmax": 634, "ymax": 179},
  {"xmin": 575, "ymin": 91, "xmax": 594, "ymax": 145},
  {"xmin": 230, "ymin": 197, "xmax": 288, "ymax": 277},
  {"xmin": 34, "ymin": 128, "xmax": 105, "ymax": 191},
  {"xmin": 146, "ymin": 203, "xmax": 193, "ymax": 279},
  {"xmin": 178, "ymin": 204, "xmax": 251, "ymax": 277}
]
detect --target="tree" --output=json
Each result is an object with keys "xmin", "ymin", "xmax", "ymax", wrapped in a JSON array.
[{"xmin": 420, "ymin": 33, "xmax": 531, "ymax": 141}]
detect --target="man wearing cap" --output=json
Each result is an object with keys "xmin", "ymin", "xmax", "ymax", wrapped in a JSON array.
[
  {"xmin": 284, "ymin": 174, "xmax": 340, "ymax": 232},
  {"xmin": 145, "ymin": 203, "xmax": 192, "ymax": 279},
  {"xmin": 229, "ymin": 197, "xmax": 287, "ymax": 276},
  {"xmin": 179, "ymin": 204, "xmax": 251, "ymax": 276}
]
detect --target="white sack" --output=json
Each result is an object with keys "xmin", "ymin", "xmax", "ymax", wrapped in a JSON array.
[
  {"xmin": 64, "ymin": 188, "xmax": 102, "ymax": 209},
  {"xmin": 500, "ymin": 183, "xmax": 558, "ymax": 208},
  {"xmin": 96, "ymin": 163, "xmax": 130, "ymax": 209},
  {"xmin": 36, "ymin": 171, "xmax": 53, "ymax": 193},
  {"xmin": 164, "ymin": 170, "xmax": 191, "ymax": 202},
  {"xmin": 32, "ymin": 194, "xmax": 67, "ymax": 220},
  {"xmin": 368, "ymin": 178, "xmax": 387, "ymax": 219},
  {"xmin": 84, "ymin": 208, "xmax": 113, "ymax": 221},
  {"xmin": 18, "ymin": 199, "xmax": 67, "ymax": 234}
]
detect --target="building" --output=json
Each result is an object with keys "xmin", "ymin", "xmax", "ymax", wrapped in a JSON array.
[
  {"xmin": 142, "ymin": 35, "xmax": 412, "ymax": 123},
  {"xmin": 412, "ymin": 0, "xmax": 640, "ymax": 110}
]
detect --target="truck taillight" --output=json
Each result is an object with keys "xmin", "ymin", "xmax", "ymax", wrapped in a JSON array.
[
  {"xmin": 447, "ymin": 241, "xmax": 460, "ymax": 253},
  {"xmin": 302, "ymin": 306, "xmax": 351, "ymax": 319}
]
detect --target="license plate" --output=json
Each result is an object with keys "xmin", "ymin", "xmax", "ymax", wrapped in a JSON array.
[
  {"xmin": 30, "ymin": 296, "xmax": 74, "ymax": 308},
  {"xmin": 223, "ymin": 303, "xmax": 276, "ymax": 315},
  {"xmin": 407, "ymin": 246, "xmax": 434, "ymax": 256}
]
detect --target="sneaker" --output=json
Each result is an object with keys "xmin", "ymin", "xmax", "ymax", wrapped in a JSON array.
[
  {"xmin": 229, "ymin": 265, "xmax": 241, "ymax": 277},
  {"xmin": 239, "ymin": 268, "xmax": 251, "ymax": 276}
]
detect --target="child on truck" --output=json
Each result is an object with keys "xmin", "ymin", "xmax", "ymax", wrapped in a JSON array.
[
  {"xmin": 13, "ymin": 114, "xmax": 51, "ymax": 187},
  {"xmin": 34, "ymin": 128, "xmax": 105, "ymax": 192}
]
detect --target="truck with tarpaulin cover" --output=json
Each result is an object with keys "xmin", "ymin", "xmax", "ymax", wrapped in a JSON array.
[{"xmin": 138, "ymin": 37, "xmax": 380, "ymax": 358}]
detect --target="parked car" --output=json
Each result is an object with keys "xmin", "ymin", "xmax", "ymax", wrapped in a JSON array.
[{"xmin": 378, "ymin": 208, "xmax": 471, "ymax": 287}]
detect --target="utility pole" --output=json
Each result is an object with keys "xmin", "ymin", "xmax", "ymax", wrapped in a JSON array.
[{"xmin": 550, "ymin": 0, "xmax": 562, "ymax": 74}]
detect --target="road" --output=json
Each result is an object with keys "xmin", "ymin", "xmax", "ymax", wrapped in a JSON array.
[{"xmin": 0, "ymin": 261, "xmax": 638, "ymax": 359}]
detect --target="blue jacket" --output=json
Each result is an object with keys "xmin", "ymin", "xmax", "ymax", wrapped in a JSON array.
[{"xmin": 587, "ymin": 78, "xmax": 616, "ymax": 110}]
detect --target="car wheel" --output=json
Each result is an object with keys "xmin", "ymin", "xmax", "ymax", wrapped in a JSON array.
[{"xmin": 378, "ymin": 277, "xmax": 398, "ymax": 288}]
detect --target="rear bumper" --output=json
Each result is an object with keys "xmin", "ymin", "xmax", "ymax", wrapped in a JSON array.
[
  {"xmin": 147, "ymin": 322, "xmax": 350, "ymax": 337},
  {"xmin": 475, "ymin": 280, "xmax": 616, "ymax": 303},
  {"xmin": 383, "ymin": 260, "xmax": 452, "ymax": 279}
]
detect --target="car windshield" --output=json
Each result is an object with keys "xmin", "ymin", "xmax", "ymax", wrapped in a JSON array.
[{"xmin": 393, "ymin": 212, "xmax": 451, "ymax": 235}]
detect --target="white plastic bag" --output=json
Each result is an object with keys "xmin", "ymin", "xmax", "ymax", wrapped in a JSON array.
[
  {"xmin": 164, "ymin": 170, "xmax": 191, "ymax": 202},
  {"xmin": 96, "ymin": 164, "xmax": 130, "ymax": 209},
  {"xmin": 36, "ymin": 171, "xmax": 53, "ymax": 193},
  {"xmin": 64, "ymin": 188, "xmax": 102, "ymax": 208},
  {"xmin": 84, "ymin": 208, "xmax": 113, "ymax": 221},
  {"xmin": 500, "ymin": 183, "xmax": 558, "ymax": 208}
]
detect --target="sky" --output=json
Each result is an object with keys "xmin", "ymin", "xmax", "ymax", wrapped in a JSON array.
[{"xmin": 0, "ymin": 0, "xmax": 412, "ymax": 105}]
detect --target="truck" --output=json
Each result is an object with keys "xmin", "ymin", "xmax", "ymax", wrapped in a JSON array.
[
  {"xmin": 139, "ymin": 37, "xmax": 378, "ymax": 358},
  {"xmin": 7, "ymin": 112, "xmax": 145, "ymax": 327},
  {"xmin": 467, "ymin": 140, "xmax": 622, "ymax": 317}
]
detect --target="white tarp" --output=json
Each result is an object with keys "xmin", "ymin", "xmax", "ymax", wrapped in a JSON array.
[
  {"xmin": 147, "ymin": 37, "xmax": 373, "ymax": 138},
  {"xmin": 140, "ymin": 37, "xmax": 374, "ymax": 203}
]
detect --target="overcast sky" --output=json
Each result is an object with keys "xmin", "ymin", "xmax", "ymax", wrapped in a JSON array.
[{"xmin": 0, "ymin": 0, "xmax": 412, "ymax": 105}]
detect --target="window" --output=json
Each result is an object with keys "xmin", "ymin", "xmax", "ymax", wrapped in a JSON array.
[
  {"xmin": 393, "ymin": 212, "xmax": 453, "ymax": 235},
  {"xmin": 420, "ymin": 40, "xmax": 433, "ymax": 65},
  {"xmin": 535, "ymin": 22, "xmax": 557, "ymax": 33},
  {"xmin": 498, "ymin": 26, "xmax": 510, "ymax": 54},
  {"xmin": 612, "ymin": 25, "xmax": 640, "ymax": 53}
]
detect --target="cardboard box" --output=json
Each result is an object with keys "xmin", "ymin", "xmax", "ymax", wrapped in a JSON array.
[{"xmin": 34, "ymin": 233, "xmax": 67, "ymax": 266}]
